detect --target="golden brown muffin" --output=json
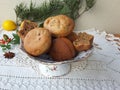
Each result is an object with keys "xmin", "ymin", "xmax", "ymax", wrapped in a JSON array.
[
  {"xmin": 18, "ymin": 20, "xmax": 38, "ymax": 41},
  {"xmin": 73, "ymin": 32, "xmax": 94, "ymax": 52},
  {"xmin": 49, "ymin": 38, "xmax": 76, "ymax": 61},
  {"xmin": 66, "ymin": 32, "xmax": 78, "ymax": 42},
  {"xmin": 44, "ymin": 15, "xmax": 75, "ymax": 37},
  {"xmin": 24, "ymin": 28, "xmax": 51, "ymax": 56},
  {"xmin": 73, "ymin": 39, "xmax": 92, "ymax": 51},
  {"xmin": 78, "ymin": 32, "xmax": 94, "ymax": 44}
]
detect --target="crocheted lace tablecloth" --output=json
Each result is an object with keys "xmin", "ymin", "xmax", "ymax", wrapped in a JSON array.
[{"xmin": 0, "ymin": 28, "xmax": 120, "ymax": 90}]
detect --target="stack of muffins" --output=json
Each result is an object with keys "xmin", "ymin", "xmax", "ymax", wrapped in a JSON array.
[{"xmin": 18, "ymin": 15, "xmax": 94, "ymax": 62}]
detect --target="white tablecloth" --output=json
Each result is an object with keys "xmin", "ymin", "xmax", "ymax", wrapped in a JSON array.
[{"xmin": 0, "ymin": 28, "xmax": 120, "ymax": 90}]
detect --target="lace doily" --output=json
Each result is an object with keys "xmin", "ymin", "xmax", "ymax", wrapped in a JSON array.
[{"xmin": 0, "ymin": 28, "xmax": 120, "ymax": 90}]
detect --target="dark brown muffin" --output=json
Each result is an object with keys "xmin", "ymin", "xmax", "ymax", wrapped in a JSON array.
[{"xmin": 49, "ymin": 38, "xmax": 76, "ymax": 61}]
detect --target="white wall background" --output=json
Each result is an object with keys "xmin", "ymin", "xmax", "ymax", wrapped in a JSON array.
[{"xmin": 0, "ymin": 0, "xmax": 120, "ymax": 33}]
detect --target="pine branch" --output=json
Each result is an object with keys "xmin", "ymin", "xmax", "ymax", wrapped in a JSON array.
[{"xmin": 14, "ymin": 0, "xmax": 96, "ymax": 25}]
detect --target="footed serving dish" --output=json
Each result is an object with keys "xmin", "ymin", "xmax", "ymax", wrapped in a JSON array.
[{"xmin": 19, "ymin": 43, "xmax": 93, "ymax": 77}]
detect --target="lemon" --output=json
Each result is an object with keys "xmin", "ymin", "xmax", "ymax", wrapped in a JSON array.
[{"xmin": 2, "ymin": 20, "xmax": 17, "ymax": 31}]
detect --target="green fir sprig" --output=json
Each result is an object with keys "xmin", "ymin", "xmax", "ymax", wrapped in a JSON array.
[{"xmin": 14, "ymin": 0, "xmax": 96, "ymax": 25}]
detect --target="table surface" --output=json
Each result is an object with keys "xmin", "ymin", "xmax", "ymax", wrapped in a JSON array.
[{"xmin": 0, "ymin": 28, "xmax": 120, "ymax": 90}]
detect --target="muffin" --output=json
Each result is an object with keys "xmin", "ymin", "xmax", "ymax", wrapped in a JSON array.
[
  {"xmin": 78, "ymin": 32, "xmax": 94, "ymax": 44},
  {"xmin": 49, "ymin": 38, "xmax": 76, "ymax": 61},
  {"xmin": 66, "ymin": 32, "xmax": 78, "ymax": 42},
  {"xmin": 73, "ymin": 39, "xmax": 92, "ymax": 51},
  {"xmin": 73, "ymin": 32, "xmax": 94, "ymax": 52},
  {"xmin": 44, "ymin": 15, "xmax": 75, "ymax": 37},
  {"xmin": 24, "ymin": 28, "xmax": 51, "ymax": 56},
  {"xmin": 18, "ymin": 20, "xmax": 38, "ymax": 41}
]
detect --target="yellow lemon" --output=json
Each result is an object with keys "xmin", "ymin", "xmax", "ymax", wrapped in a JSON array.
[{"xmin": 2, "ymin": 20, "xmax": 17, "ymax": 31}]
